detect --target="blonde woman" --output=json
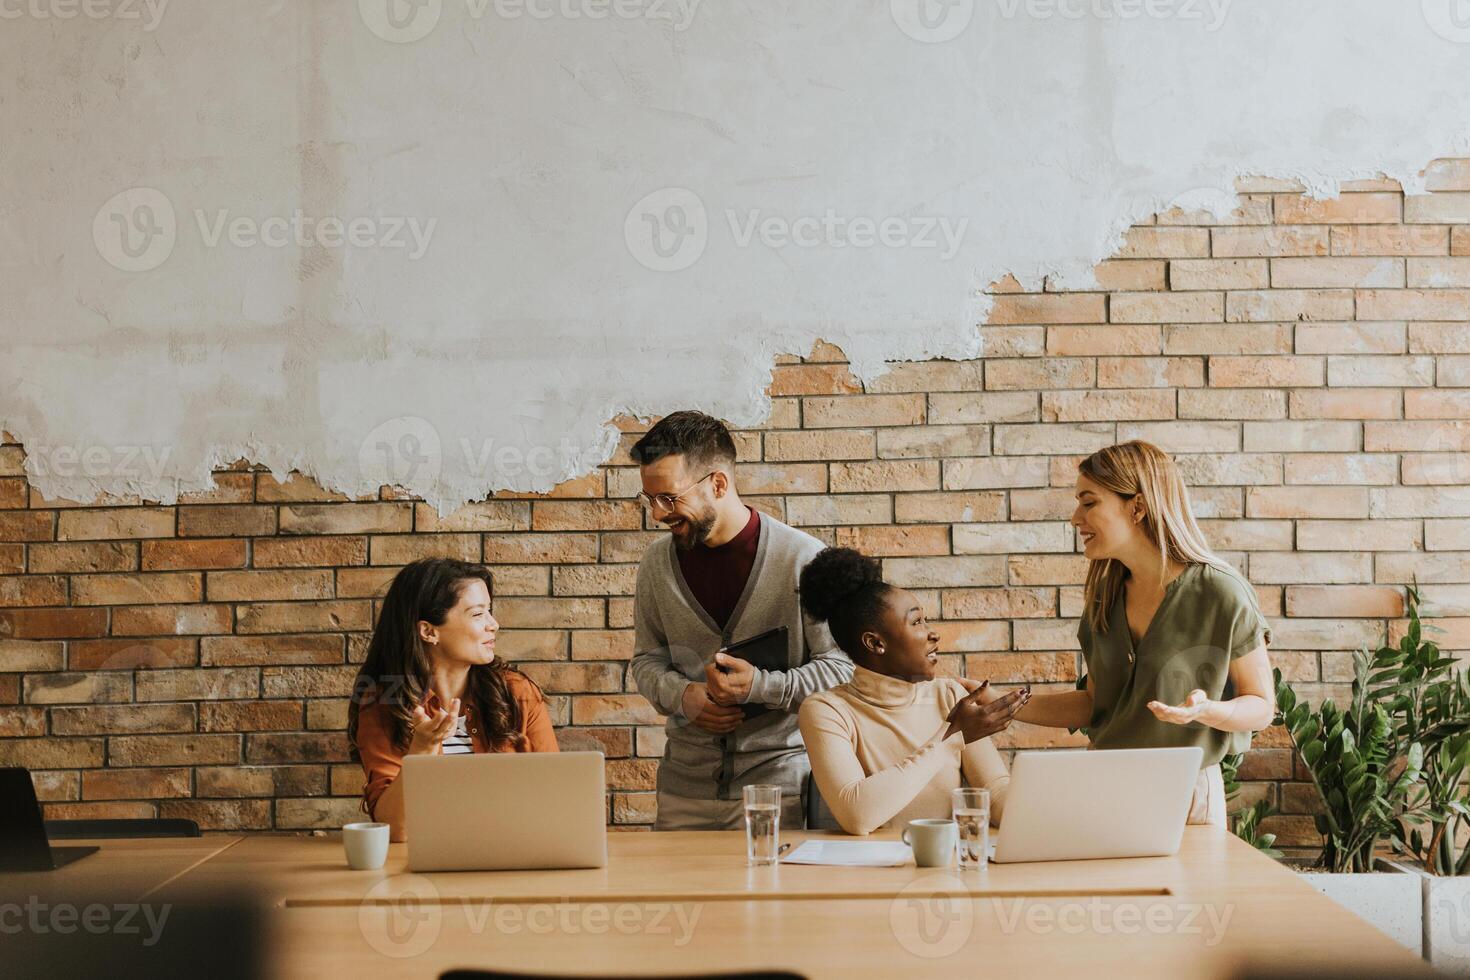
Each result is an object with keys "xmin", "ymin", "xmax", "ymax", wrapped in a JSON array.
[{"xmin": 1006, "ymin": 441, "xmax": 1276, "ymax": 826}]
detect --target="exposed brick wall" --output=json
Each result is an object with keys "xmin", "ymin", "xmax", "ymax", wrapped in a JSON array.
[{"xmin": 3, "ymin": 163, "xmax": 1469, "ymax": 846}]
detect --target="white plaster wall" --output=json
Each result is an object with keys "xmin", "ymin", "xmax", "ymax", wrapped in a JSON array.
[{"xmin": 1, "ymin": 0, "xmax": 1467, "ymax": 511}]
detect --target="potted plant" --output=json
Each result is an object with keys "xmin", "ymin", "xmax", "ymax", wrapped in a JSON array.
[
  {"xmin": 1222, "ymin": 752, "xmax": 1283, "ymax": 860},
  {"xmin": 1273, "ymin": 615, "xmax": 1429, "ymax": 954}
]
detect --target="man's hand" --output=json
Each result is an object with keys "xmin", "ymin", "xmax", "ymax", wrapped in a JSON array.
[
  {"xmin": 705, "ymin": 651, "xmax": 756, "ymax": 707},
  {"xmin": 681, "ymin": 682, "xmax": 744, "ymax": 734},
  {"xmin": 943, "ymin": 683, "xmax": 1029, "ymax": 744},
  {"xmin": 1147, "ymin": 689, "xmax": 1214, "ymax": 727}
]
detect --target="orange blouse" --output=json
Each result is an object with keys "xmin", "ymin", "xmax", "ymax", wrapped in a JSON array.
[{"xmin": 354, "ymin": 670, "xmax": 559, "ymax": 818}]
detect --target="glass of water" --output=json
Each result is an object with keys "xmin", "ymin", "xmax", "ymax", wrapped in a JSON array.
[
  {"xmin": 743, "ymin": 784, "xmax": 782, "ymax": 866},
  {"xmin": 952, "ymin": 787, "xmax": 990, "ymax": 872}
]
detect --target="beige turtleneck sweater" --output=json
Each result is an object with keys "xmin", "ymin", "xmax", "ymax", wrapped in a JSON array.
[{"xmin": 797, "ymin": 665, "xmax": 1010, "ymax": 836}]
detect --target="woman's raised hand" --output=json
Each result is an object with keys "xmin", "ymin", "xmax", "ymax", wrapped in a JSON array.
[
  {"xmin": 944, "ymin": 682, "xmax": 1030, "ymax": 744},
  {"xmin": 407, "ymin": 697, "xmax": 460, "ymax": 755}
]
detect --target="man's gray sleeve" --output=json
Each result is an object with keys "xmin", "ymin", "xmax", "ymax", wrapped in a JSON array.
[
  {"xmin": 629, "ymin": 566, "xmax": 691, "ymax": 718},
  {"xmin": 745, "ymin": 606, "xmax": 853, "ymax": 713}
]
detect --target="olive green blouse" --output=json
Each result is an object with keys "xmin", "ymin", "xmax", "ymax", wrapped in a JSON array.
[{"xmin": 1077, "ymin": 561, "xmax": 1272, "ymax": 769}]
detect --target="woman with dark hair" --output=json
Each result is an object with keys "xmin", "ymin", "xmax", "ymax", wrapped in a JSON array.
[
  {"xmin": 797, "ymin": 548, "xmax": 1027, "ymax": 836},
  {"xmin": 348, "ymin": 557, "xmax": 558, "ymax": 840}
]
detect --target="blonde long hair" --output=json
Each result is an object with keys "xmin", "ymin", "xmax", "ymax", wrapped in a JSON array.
[{"xmin": 1079, "ymin": 441, "xmax": 1234, "ymax": 633}]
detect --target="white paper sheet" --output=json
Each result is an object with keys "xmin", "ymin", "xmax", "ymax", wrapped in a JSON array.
[{"xmin": 779, "ymin": 840, "xmax": 914, "ymax": 867}]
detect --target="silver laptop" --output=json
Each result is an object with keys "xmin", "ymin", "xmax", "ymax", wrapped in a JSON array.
[
  {"xmin": 990, "ymin": 746, "xmax": 1203, "ymax": 863},
  {"xmin": 403, "ymin": 751, "xmax": 608, "ymax": 872}
]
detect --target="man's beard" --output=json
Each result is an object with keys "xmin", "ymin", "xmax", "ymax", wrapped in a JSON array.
[{"xmin": 671, "ymin": 510, "xmax": 717, "ymax": 551}]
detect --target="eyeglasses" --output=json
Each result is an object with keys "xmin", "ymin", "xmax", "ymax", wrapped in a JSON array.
[{"xmin": 636, "ymin": 472, "xmax": 716, "ymax": 513}]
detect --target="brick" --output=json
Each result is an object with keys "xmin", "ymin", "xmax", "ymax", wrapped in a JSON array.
[
  {"xmin": 1376, "ymin": 551, "xmax": 1470, "ymax": 582},
  {"xmin": 201, "ymin": 634, "xmax": 343, "ymax": 667},
  {"xmin": 1441, "ymin": 357, "xmax": 1470, "ymax": 387},
  {"xmin": 1366, "ymin": 420, "xmax": 1470, "ymax": 452},
  {"xmin": 235, "ymin": 600, "xmax": 372, "ymax": 634},
  {"xmin": 1173, "ymin": 453, "xmax": 1281, "ymax": 486},
  {"xmin": 1162, "ymin": 323, "xmax": 1292, "ymax": 355},
  {"xmin": 0, "ymin": 640, "xmax": 64, "ymax": 672},
  {"xmin": 735, "ymin": 463, "xmax": 827, "ymax": 495},
  {"xmin": 1272, "ymin": 619, "xmax": 1386, "ymax": 651},
  {"xmin": 1427, "ymin": 521, "xmax": 1470, "ymax": 551},
  {"xmin": 275, "ymin": 798, "xmax": 362, "ymax": 830},
  {"xmin": 1096, "ymin": 357, "xmax": 1204, "ymax": 389},
  {"xmin": 1169, "ymin": 259, "xmax": 1269, "ymax": 290},
  {"xmin": 368, "ymin": 533, "xmax": 479, "ymax": 565},
  {"xmin": 1117, "ymin": 421, "xmax": 1239, "ymax": 454},
  {"xmin": 553, "ymin": 565, "xmax": 638, "ymax": 596},
  {"xmin": 1274, "ymin": 192, "xmax": 1400, "ymax": 224},
  {"xmin": 139, "ymin": 538, "xmax": 247, "ymax": 572},
  {"xmin": 1406, "ymin": 193, "xmax": 1470, "ymax": 223},
  {"xmin": 1372, "ymin": 488, "xmax": 1470, "ymax": 520},
  {"xmin": 1326, "ymin": 355, "xmax": 1435, "ymax": 387},
  {"xmin": 1357, "ymin": 289, "xmax": 1470, "ymax": 321},
  {"xmin": 1290, "ymin": 389, "xmax": 1400, "ymax": 420},
  {"xmin": 829, "ymin": 460, "xmax": 939, "ymax": 493},
  {"xmin": 765, "ymin": 429, "xmax": 875, "ymax": 461},
  {"xmin": 1282, "ymin": 454, "xmax": 1396, "ymax": 486},
  {"xmin": 1402, "ymin": 453, "xmax": 1470, "ymax": 485},
  {"xmin": 52, "ymin": 703, "xmax": 196, "ymax": 735},
  {"xmin": 766, "ymin": 363, "xmax": 861, "ymax": 397},
  {"xmin": 894, "ymin": 491, "xmax": 1006, "ymax": 524},
  {"xmin": 0, "ymin": 607, "xmax": 107, "ymax": 639},
  {"xmin": 158, "ymin": 799, "xmax": 271, "ymax": 830},
  {"xmin": 1271, "ymin": 257, "xmax": 1403, "ymax": 288},
  {"xmin": 986, "ymin": 293, "xmax": 1105, "ymax": 325},
  {"xmin": 1406, "ymin": 391, "xmax": 1470, "ymax": 419},
  {"xmin": 1407, "ymin": 257, "xmax": 1470, "ymax": 288},
  {"xmin": 256, "ymin": 473, "xmax": 352, "ymax": 503},
  {"xmin": 1411, "ymin": 323, "xmax": 1470, "ymax": 355},
  {"xmin": 206, "ymin": 569, "xmax": 333, "ymax": 602},
  {"xmin": 519, "ymin": 662, "xmax": 623, "ymax": 694},
  {"xmin": 571, "ymin": 695, "xmax": 662, "ymax": 725},
  {"xmin": 941, "ymin": 588, "xmax": 1055, "ymax": 619},
  {"xmin": 1425, "ymin": 160, "xmax": 1470, "ymax": 192},
  {"xmin": 1, "ymin": 513, "xmax": 57, "ymax": 546},
  {"xmin": 260, "ymin": 665, "xmax": 358, "ymax": 698},
  {"xmin": 0, "ymin": 544, "xmax": 20, "ymax": 574},
  {"xmin": 1248, "ymin": 553, "xmax": 1371, "ymax": 584},
  {"xmin": 25, "ymin": 672, "xmax": 133, "ymax": 705},
  {"xmin": 928, "ymin": 391, "xmax": 1039, "ymax": 424},
  {"xmin": 1179, "ymin": 389, "xmax": 1286, "ymax": 420},
  {"xmin": 1285, "ymin": 586, "xmax": 1404, "ymax": 618},
  {"xmin": 599, "ymin": 532, "xmax": 662, "ymax": 564},
  {"xmin": 1111, "ymin": 292, "xmax": 1223, "ymax": 324},
  {"xmin": 1042, "ymin": 390, "xmax": 1175, "ymax": 423},
  {"xmin": 876, "ymin": 425, "xmax": 988, "ymax": 460},
  {"xmin": 979, "ymin": 326, "xmax": 1045, "ymax": 357},
  {"xmin": 1298, "ymin": 519, "xmax": 1421, "ymax": 551},
  {"xmin": 1114, "ymin": 227, "xmax": 1209, "ymax": 259},
  {"xmin": 882, "ymin": 556, "xmax": 1005, "ymax": 590},
  {"xmin": 57, "ymin": 507, "xmax": 174, "ymax": 540},
  {"xmin": 1212, "ymin": 226, "xmax": 1328, "ymax": 258},
  {"xmin": 785, "ymin": 494, "xmax": 892, "ymax": 527},
  {"xmin": 984, "ymin": 357, "xmax": 1095, "ymax": 389},
  {"xmin": 414, "ymin": 501, "xmax": 530, "ymax": 532},
  {"xmin": 571, "ymin": 630, "xmax": 634, "ymax": 661},
  {"xmin": 993, "ymin": 423, "xmax": 1115, "ymax": 455},
  {"xmin": 943, "ymin": 457, "xmax": 1048, "ymax": 490},
  {"xmin": 177, "ymin": 505, "xmax": 277, "ymax": 537},
  {"xmin": 803, "ymin": 394, "xmax": 925, "ymax": 428},
  {"xmin": 1208, "ymin": 356, "xmax": 1323, "ymax": 388},
  {"xmin": 1195, "ymin": 520, "xmax": 1293, "ymax": 551},
  {"xmin": 1013, "ymin": 619, "xmax": 1080, "ymax": 651},
  {"xmin": 558, "ymin": 727, "xmax": 633, "ymax": 757},
  {"xmin": 306, "ymin": 700, "xmax": 349, "ymax": 730},
  {"xmin": 833, "ymin": 525, "xmax": 949, "ymax": 557},
  {"xmin": 0, "ymin": 706, "xmax": 45, "ymax": 736},
  {"xmin": 963, "ymin": 652, "xmax": 1078, "ymax": 683},
  {"xmin": 45, "ymin": 801, "xmax": 157, "ymax": 820},
  {"xmin": 1226, "ymin": 290, "xmax": 1353, "ymax": 322},
  {"xmin": 1330, "ymin": 225, "xmax": 1449, "ymax": 256},
  {"xmin": 0, "ymin": 478, "xmax": 26, "ymax": 508},
  {"xmin": 0, "ymin": 738, "xmax": 104, "ymax": 769},
  {"xmin": 1241, "ymin": 421, "xmax": 1360, "ymax": 453},
  {"xmin": 0, "ymin": 575, "xmax": 66, "ymax": 606},
  {"xmin": 254, "ymin": 536, "xmax": 369, "ymax": 567},
  {"xmin": 484, "ymin": 533, "xmax": 599, "ymax": 564},
  {"xmin": 1066, "ymin": 260, "xmax": 1166, "ymax": 291},
  {"xmin": 491, "ymin": 597, "xmax": 604, "ymax": 629},
  {"xmin": 246, "ymin": 732, "xmax": 351, "ymax": 764},
  {"xmin": 954, "ymin": 522, "xmax": 1072, "ymax": 555},
  {"xmin": 178, "ymin": 472, "xmax": 255, "ymax": 506},
  {"xmin": 70, "ymin": 571, "xmax": 202, "ymax": 606},
  {"xmin": 865, "ymin": 360, "xmax": 984, "ymax": 393},
  {"xmin": 29, "ymin": 541, "xmax": 137, "ymax": 574},
  {"xmin": 83, "ymin": 768, "xmax": 192, "ymax": 800},
  {"xmin": 134, "ymin": 667, "xmax": 259, "ymax": 702},
  {"xmin": 70, "ymin": 637, "xmax": 198, "ymax": 670},
  {"xmin": 496, "ymin": 630, "xmax": 569, "ymax": 661},
  {"xmin": 498, "ymin": 470, "xmax": 606, "ymax": 500},
  {"xmin": 1295, "ymin": 322, "xmax": 1406, "ymax": 355},
  {"xmin": 278, "ymin": 503, "xmax": 412, "ymax": 535},
  {"xmin": 1246, "ymin": 487, "xmax": 1369, "ymax": 519},
  {"xmin": 532, "ymin": 500, "xmax": 642, "ymax": 532}
]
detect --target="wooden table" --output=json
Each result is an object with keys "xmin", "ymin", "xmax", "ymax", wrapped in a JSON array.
[{"xmin": 0, "ymin": 835, "xmax": 242, "ymax": 900}]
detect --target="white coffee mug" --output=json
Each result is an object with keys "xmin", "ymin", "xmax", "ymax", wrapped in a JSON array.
[{"xmin": 342, "ymin": 821, "xmax": 390, "ymax": 870}]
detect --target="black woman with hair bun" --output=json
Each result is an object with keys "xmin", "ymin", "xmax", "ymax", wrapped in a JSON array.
[{"xmin": 796, "ymin": 547, "xmax": 1028, "ymax": 836}]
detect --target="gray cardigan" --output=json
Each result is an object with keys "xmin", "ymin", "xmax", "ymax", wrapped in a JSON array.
[{"xmin": 630, "ymin": 512, "xmax": 854, "ymax": 802}]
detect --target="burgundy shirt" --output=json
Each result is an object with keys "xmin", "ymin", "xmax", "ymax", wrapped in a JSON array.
[{"xmin": 677, "ymin": 507, "xmax": 761, "ymax": 632}]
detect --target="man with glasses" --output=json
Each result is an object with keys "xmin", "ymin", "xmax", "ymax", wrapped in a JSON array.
[{"xmin": 628, "ymin": 411, "xmax": 854, "ymax": 830}]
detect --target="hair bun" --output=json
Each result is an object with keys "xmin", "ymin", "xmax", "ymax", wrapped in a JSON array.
[{"xmin": 799, "ymin": 547, "xmax": 884, "ymax": 623}]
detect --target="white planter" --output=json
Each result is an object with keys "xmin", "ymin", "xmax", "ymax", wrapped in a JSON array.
[
  {"xmin": 1298, "ymin": 861, "xmax": 1424, "ymax": 956},
  {"xmin": 1382, "ymin": 860, "xmax": 1470, "ymax": 974}
]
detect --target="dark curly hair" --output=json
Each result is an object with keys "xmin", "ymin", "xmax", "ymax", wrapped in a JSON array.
[{"xmin": 799, "ymin": 547, "xmax": 894, "ymax": 658}]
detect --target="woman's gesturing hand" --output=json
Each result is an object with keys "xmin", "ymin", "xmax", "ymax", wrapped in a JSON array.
[
  {"xmin": 407, "ymin": 697, "xmax": 460, "ymax": 755},
  {"xmin": 944, "ymin": 682, "xmax": 1030, "ymax": 744},
  {"xmin": 1146, "ymin": 689, "xmax": 1212, "ymax": 727}
]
